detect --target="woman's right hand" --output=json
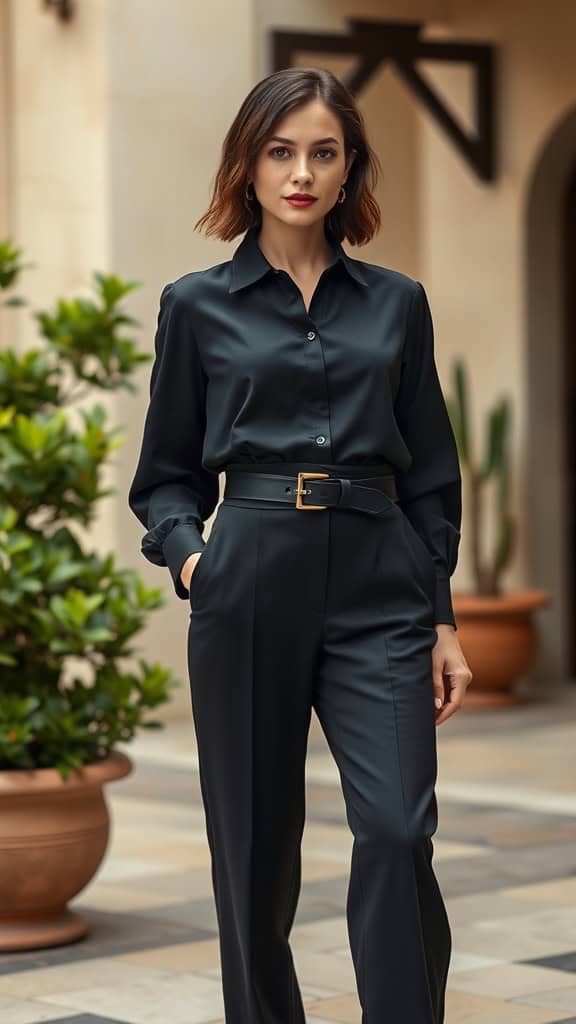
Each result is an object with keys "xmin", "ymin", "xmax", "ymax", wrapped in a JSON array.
[{"xmin": 180, "ymin": 551, "xmax": 203, "ymax": 593}]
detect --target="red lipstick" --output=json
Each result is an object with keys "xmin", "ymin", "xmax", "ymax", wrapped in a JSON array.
[{"xmin": 284, "ymin": 193, "xmax": 318, "ymax": 208}]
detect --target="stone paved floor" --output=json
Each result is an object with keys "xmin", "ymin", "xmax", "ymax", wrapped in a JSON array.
[{"xmin": 1, "ymin": 682, "xmax": 576, "ymax": 1023}]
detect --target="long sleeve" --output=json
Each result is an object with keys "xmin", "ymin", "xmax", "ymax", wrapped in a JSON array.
[
  {"xmin": 394, "ymin": 280, "xmax": 462, "ymax": 629},
  {"xmin": 128, "ymin": 282, "xmax": 220, "ymax": 599}
]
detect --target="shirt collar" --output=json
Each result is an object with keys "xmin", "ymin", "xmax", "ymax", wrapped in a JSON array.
[{"xmin": 227, "ymin": 224, "xmax": 368, "ymax": 293}]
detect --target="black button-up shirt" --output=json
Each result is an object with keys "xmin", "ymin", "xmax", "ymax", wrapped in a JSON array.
[{"xmin": 128, "ymin": 225, "xmax": 462, "ymax": 626}]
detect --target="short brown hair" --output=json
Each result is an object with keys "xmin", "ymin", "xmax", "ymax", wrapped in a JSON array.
[{"xmin": 194, "ymin": 66, "xmax": 382, "ymax": 246}]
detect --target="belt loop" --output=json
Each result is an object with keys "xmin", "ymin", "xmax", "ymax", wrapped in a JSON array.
[{"xmin": 338, "ymin": 478, "xmax": 353, "ymax": 508}]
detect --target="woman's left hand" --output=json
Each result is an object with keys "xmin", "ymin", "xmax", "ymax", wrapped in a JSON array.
[{"xmin": 432, "ymin": 624, "xmax": 473, "ymax": 725}]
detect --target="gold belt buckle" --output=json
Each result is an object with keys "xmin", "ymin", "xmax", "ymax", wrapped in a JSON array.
[{"xmin": 295, "ymin": 471, "xmax": 331, "ymax": 509}]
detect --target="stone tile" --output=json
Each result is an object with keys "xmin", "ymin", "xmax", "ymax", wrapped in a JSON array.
[
  {"xmin": 444, "ymin": 989, "xmax": 571, "ymax": 1022},
  {"xmin": 117, "ymin": 939, "xmax": 220, "ymax": 972},
  {"xmin": 437, "ymin": 841, "xmax": 576, "ymax": 899},
  {"xmin": 484, "ymin": 906, "xmax": 576, "ymax": 949},
  {"xmin": 301, "ymin": 823, "xmax": 353, "ymax": 865},
  {"xmin": 489, "ymin": 825, "xmax": 576, "ymax": 848},
  {"xmin": 130, "ymin": 897, "xmax": 218, "ymax": 931},
  {"xmin": 39, "ymin": 973, "xmax": 225, "ymax": 1024},
  {"xmin": 301, "ymin": 857, "xmax": 354, "ymax": 881},
  {"xmin": 448, "ymin": 952, "xmax": 506, "ymax": 973},
  {"xmin": 107, "ymin": 840, "xmax": 207, "ymax": 868},
  {"xmin": 446, "ymin": 891, "xmax": 559, "ymax": 926},
  {"xmin": 112, "ymin": 761, "xmax": 203, "ymax": 805},
  {"xmin": 452, "ymin": 905, "xmax": 576, "ymax": 960},
  {"xmin": 506, "ymin": 880, "xmax": 576, "ymax": 905},
  {"xmin": 106, "ymin": 795, "xmax": 205, "ymax": 832},
  {"xmin": 307, "ymin": 1019, "xmax": 341, "ymax": 1024},
  {"xmin": 41, "ymin": 1017, "xmax": 131, "ymax": 1024},
  {"xmin": 307, "ymin": 1019, "xmax": 342, "ymax": 1024},
  {"xmin": 91, "ymin": 858, "xmax": 188, "ymax": 883},
  {"xmin": 302, "ymin": 984, "xmax": 342, "ymax": 1000},
  {"xmin": 298, "ymin": 874, "xmax": 348, "ymax": 907},
  {"xmin": 0, "ymin": 995, "xmax": 80, "ymax": 1023},
  {"xmin": 291, "ymin": 949, "xmax": 357, "ymax": 993},
  {"xmin": 304, "ymin": 993, "xmax": 360, "ymax": 1022},
  {"xmin": 525, "ymin": 952, "xmax": 576, "ymax": 974},
  {"xmin": 0, "ymin": 959, "xmax": 172, "ymax": 999},
  {"xmin": 0, "ymin": 910, "xmax": 214, "ymax": 977},
  {"xmin": 290, "ymin": 916, "xmax": 350, "ymax": 953},
  {"xmin": 433, "ymin": 838, "xmax": 492, "ymax": 860},
  {"xmin": 511, "ymin": 987, "xmax": 576, "ymax": 1013},
  {"xmin": 448, "ymin": 962, "xmax": 576, "ymax": 997},
  {"xmin": 75, "ymin": 870, "xmax": 212, "ymax": 913}
]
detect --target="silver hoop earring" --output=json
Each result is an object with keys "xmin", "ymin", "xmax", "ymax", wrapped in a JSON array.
[
  {"xmin": 337, "ymin": 185, "xmax": 346, "ymax": 204},
  {"xmin": 245, "ymin": 182, "xmax": 255, "ymax": 203}
]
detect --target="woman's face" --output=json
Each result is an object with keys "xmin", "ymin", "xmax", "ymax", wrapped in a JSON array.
[{"xmin": 250, "ymin": 98, "xmax": 356, "ymax": 229}]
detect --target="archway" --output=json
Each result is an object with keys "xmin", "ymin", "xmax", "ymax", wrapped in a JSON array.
[{"xmin": 525, "ymin": 107, "xmax": 576, "ymax": 684}]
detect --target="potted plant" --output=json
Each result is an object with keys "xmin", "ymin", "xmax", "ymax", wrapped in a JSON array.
[
  {"xmin": 446, "ymin": 359, "xmax": 549, "ymax": 706},
  {"xmin": 0, "ymin": 241, "xmax": 179, "ymax": 951}
]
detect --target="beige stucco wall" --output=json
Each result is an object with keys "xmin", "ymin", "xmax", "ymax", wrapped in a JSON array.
[
  {"xmin": 3, "ymin": 0, "xmax": 110, "ymax": 322},
  {"xmin": 109, "ymin": 1, "xmax": 257, "ymax": 717},
  {"xmin": 416, "ymin": 0, "xmax": 576, "ymax": 678},
  {"xmin": 1, "ymin": 0, "xmax": 575, "ymax": 715},
  {"xmin": 0, "ymin": 0, "xmax": 13, "ymax": 344},
  {"xmin": 0, "ymin": 0, "xmax": 114, "ymax": 542},
  {"xmin": 0, "ymin": 2, "xmax": 9, "ymax": 230}
]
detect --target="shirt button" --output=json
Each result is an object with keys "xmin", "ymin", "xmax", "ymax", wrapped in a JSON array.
[
  {"xmin": 307, "ymin": 330, "xmax": 316, "ymax": 341},
  {"xmin": 315, "ymin": 435, "xmax": 326, "ymax": 445}
]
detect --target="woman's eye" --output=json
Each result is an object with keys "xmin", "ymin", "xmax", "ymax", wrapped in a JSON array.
[{"xmin": 268, "ymin": 147, "xmax": 337, "ymax": 160}]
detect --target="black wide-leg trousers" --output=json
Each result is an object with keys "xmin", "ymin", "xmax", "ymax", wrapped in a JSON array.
[{"xmin": 187, "ymin": 463, "xmax": 451, "ymax": 1024}]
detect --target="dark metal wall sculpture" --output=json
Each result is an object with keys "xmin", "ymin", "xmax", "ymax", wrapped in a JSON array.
[
  {"xmin": 43, "ymin": 0, "xmax": 74, "ymax": 22},
  {"xmin": 271, "ymin": 18, "xmax": 497, "ymax": 182}
]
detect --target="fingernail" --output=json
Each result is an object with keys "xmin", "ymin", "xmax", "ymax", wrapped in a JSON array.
[{"xmin": 435, "ymin": 697, "xmax": 443, "ymax": 708}]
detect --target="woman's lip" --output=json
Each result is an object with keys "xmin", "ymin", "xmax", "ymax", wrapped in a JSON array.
[{"xmin": 284, "ymin": 196, "xmax": 318, "ymax": 206}]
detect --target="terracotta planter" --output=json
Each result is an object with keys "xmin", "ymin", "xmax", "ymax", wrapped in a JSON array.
[
  {"xmin": 0, "ymin": 749, "xmax": 132, "ymax": 952},
  {"xmin": 452, "ymin": 589, "xmax": 550, "ymax": 707}
]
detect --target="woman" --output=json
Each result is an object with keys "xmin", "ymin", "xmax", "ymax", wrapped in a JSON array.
[{"xmin": 128, "ymin": 66, "xmax": 472, "ymax": 1024}]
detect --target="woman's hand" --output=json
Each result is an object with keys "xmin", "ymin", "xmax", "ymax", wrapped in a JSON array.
[
  {"xmin": 432, "ymin": 624, "xmax": 473, "ymax": 725},
  {"xmin": 180, "ymin": 551, "xmax": 203, "ymax": 593}
]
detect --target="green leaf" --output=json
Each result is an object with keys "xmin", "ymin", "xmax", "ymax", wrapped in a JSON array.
[{"xmin": 0, "ymin": 246, "xmax": 178, "ymax": 777}]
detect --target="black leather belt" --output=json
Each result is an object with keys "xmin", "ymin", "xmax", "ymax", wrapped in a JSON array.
[{"xmin": 223, "ymin": 465, "xmax": 399, "ymax": 516}]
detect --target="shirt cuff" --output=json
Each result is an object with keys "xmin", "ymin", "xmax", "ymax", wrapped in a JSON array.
[
  {"xmin": 162, "ymin": 522, "xmax": 205, "ymax": 599},
  {"xmin": 434, "ymin": 575, "xmax": 457, "ymax": 630}
]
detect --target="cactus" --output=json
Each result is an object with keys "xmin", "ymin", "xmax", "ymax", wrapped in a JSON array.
[{"xmin": 446, "ymin": 358, "xmax": 516, "ymax": 595}]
